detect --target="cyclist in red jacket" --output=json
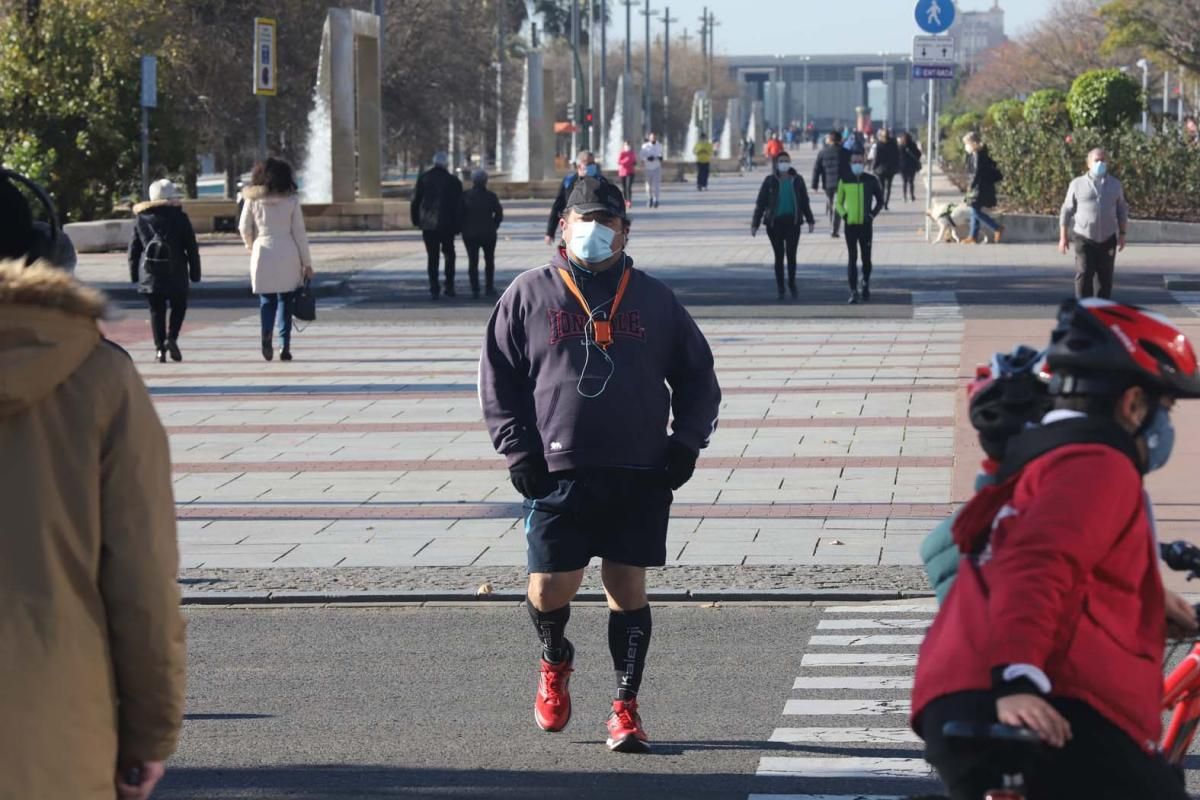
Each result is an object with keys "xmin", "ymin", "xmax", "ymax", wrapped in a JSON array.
[{"xmin": 911, "ymin": 298, "xmax": 1200, "ymax": 799}]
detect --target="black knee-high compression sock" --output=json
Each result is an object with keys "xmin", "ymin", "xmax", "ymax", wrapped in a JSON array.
[
  {"xmin": 608, "ymin": 605, "xmax": 653, "ymax": 701},
  {"xmin": 528, "ymin": 602, "xmax": 572, "ymax": 664}
]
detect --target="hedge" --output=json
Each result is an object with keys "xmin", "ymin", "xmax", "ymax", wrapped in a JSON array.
[{"xmin": 1067, "ymin": 69, "xmax": 1142, "ymax": 131}]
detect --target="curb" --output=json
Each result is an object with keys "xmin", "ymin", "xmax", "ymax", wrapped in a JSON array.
[
  {"xmin": 1165, "ymin": 275, "xmax": 1200, "ymax": 292},
  {"xmin": 181, "ymin": 587, "xmax": 936, "ymax": 605},
  {"xmin": 99, "ymin": 279, "xmax": 351, "ymax": 302}
]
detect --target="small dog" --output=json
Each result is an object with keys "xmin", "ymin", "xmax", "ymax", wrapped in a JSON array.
[{"xmin": 926, "ymin": 199, "xmax": 983, "ymax": 243}]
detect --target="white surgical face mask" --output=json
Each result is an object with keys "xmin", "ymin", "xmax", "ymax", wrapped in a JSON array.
[{"xmin": 567, "ymin": 220, "xmax": 616, "ymax": 263}]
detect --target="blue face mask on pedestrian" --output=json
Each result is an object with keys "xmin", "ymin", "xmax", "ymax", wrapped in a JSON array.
[
  {"xmin": 567, "ymin": 220, "xmax": 617, "ymax": 264},
  {"xmin": 850, "ymin": 163, "xmax": 865, "ymax": 176},
  {"xmin": 1091, "ymin": 161, "xmax": 1108, "ymax": 178}
]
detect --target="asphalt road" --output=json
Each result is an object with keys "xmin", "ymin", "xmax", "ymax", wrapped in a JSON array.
[{"xmin": 159, "ymin": 604, "xmax": 939, "ymax": 800}]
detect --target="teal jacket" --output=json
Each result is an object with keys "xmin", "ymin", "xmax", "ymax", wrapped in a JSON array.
[{"xmin": 920, "ymin": 471, "xmax": 997, "ymax": 604}]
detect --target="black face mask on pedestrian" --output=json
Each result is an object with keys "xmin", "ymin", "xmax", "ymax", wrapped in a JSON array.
[{"xmin": 0, "ymin": 168, "xmax": 72, "ymax": 272}]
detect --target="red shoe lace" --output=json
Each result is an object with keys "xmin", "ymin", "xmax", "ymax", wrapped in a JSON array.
[
  {"xmin": 612, "ymin": 702, "xmax": 640, "ymax": 732},
  {"xmin": 540, "ymin": 663, "xmax": 570, "ymax": 704}
]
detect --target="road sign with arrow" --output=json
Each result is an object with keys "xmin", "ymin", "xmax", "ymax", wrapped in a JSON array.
[{"xmin": 912, "ymin": 35, "xmax": 955, "ymax": 65}]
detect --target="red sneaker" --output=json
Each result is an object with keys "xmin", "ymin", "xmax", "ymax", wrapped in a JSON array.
[
  {"xmin": 534, "ymin": 653, "xmax": 573, "ymax": 732},
  {"xmin": 605, "ymin": 698, "xmax": 650, "ymax": 753}
]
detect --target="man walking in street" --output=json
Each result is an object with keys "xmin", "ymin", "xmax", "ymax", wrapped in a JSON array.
[
  {"xmin": 812, "ymin": 131, "xmax": 850, "ymax": 238},
  {"xmin": 836, "ymin": 148, "xmax": 885, "ymax": 304},
  {"xmin": 479, "ymin": 176, "xmax": 721, "ymax": 754},
  {"xmin": 871, "ymin": 128, "xmax": 901, "ymax": 210},
  {"xmin": 458, "ymin": 168, "xmax": 504, "ymax": 299},
  {"xmin": 545, "ymin": 150, "xmax": 603, "ymax": 246},
  {"xmin": 639, "ymin": 132, "xmax": 665, "ymax": 208},
  {"xmin": 1059, "ymin": 147, "xmax": 1129, "ymax": 299},
  {"xmin": 411, "ymin": 151, "xmax": 463, "ymax": 299},
  {"xmin": 693, "ymin": 131, "xmax": 713, "ymax": 191},
  {"xmin": 0, "ymin": 171, "xmax": 186, "ymax": 800}
]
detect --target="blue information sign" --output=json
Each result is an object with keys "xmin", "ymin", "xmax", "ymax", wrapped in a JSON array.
[
  {"xmin": 913, "ymin": 64, "xmax": 956, "ymax": 80},
  {"xmin": 914, "ymin": 0, "xmax": 955, "ymax": 34}
]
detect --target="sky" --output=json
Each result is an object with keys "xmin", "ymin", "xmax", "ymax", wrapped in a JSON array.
[{"xmin": 601, "ymin": 0, "xmax": 1052, "ymax": 56}]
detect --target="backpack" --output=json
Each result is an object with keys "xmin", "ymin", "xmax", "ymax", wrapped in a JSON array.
[{"xmin": 138, "ymin": 216, "xmax": 173, "ymax": 278}]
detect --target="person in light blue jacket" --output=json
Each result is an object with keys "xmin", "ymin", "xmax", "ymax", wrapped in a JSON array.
[{"xmin": 920, "ymin": 345, "xmax": 1050, "ymax": 603}]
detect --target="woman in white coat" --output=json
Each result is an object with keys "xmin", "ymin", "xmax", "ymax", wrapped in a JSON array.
[{"xmin": 239, "ymin": 158, "xmax": 314, "ymax": 361}]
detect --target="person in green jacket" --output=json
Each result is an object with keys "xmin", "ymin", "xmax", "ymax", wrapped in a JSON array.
[
  {"xmin": 834, "ymin": 149, "xmax": 884, "ymax": 304},
  {"xmin": 920, "ymin": 345, "xmax": 1050, "ymax": 603}
]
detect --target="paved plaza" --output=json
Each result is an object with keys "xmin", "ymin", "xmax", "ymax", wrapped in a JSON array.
[{"xmin": 88, "ymin": 150, "xmax": 1200, "ymax": 597}]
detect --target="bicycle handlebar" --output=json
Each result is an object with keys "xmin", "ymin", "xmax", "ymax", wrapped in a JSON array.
[{"xmin": 1161, "ymin": 540, "xmax": 1200, "ymax": 574}]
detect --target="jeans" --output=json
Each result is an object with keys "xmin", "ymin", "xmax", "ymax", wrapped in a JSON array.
[
  {"xmin": 147, "ymin": 293, "xmax": 187, "ymax": 347},
  {"xmin": 259, "ymin": 291, "xmax": 296, "ymax": 348},
  {"xmin": 422, "ymin": 229, "xmax": 456, "ymax": 294},
  {"xmin": 845, "ymin": 223, "xmax": 873, "ymax": 291},
  {"xmin": 765, "ymin": 217, "xmax": 800, "ymax": 291},
  {"xmin": 1073, "ymin": 234, "xmax": 1117, "ymax": 299},
  {"xmin": 463, "ymin": 233, "xmax": 497, "ymax": 294},
  {"xmin": 969, "ymin": 204, "xmax": 1001, "ymax": 239},
  {"xmin": 824, "ymin": 187, "xmax": 842, "ymax": 235}
]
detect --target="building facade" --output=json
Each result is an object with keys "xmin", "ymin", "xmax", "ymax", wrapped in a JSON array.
[{"xmin": 950, "ymin": 1, "xmax": 1007, "ymax": 73}]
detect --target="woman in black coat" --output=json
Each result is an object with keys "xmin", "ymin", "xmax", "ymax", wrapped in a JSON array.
[
  {"xmin": 962, "ymin": 132, "xmax": 1004, "ymax": 244},
  {"xmin": 898, "ymin": 131, "xmax": 923, "ymax": 203},
  {"xmin": 751, "ymin": 151, "xmax": 815, "ymax": 300},
  {"xmin": 871, "ymin": 128, "xmax": 901, "ymax": 210},
  {"xmin": 129, "ymin": 179, "xmax": 202, "ymax": 362}
]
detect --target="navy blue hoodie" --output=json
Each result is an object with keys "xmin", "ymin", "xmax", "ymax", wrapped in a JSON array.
[{"xmin": 479, "ymin": 250, "xmax": 721, "ymax": 471}]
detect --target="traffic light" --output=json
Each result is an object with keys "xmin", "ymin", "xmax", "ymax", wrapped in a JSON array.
[
  {"xmin": 920, "ymin": 92, "xmax": 930, "ymax": 119},
  {"xmin": 584, "ymin": 108, "xmax": 594, "ymax": 125},
  {"xmin": 566, "ymin": 102, "xmax": 577, "ymax": 123}
]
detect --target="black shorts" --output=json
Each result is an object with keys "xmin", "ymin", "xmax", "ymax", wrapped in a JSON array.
[{"xmin": 524, "ymin": 468, "xmax": 673, "ymax": 573}]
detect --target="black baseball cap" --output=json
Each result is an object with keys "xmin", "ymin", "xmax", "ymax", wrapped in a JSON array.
[{"xmin": 564, "ymin": 176, "xmax": 627, "ymax": 220}]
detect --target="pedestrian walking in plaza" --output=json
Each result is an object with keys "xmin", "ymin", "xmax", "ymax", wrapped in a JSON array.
[
  {"xmin": 836, "ymin": 149, "xmax": 884, "ymax": 304},
  {"xmin": 0, "ymin": 175, "xmax": 186, "ymax": 800},
  {"xmin": 1058, "ymin": 147, "xmax": 1129, "ymax": 300},
  {"xmin": 617, "ymin": 141, "xmax": 637, "ymax": 208},
  {"xmin": 479, "ymin": 176, "xmax": 721, "ymax": 755},
  {"xmin": 752, "ymin": 152, "xmax": 815, "ymax": 300},
  {"xmin": 692, "ymin": 131, "xmax": 714, "ymax": 191},
  {"xmin": 898, "ymin": 131, "xmax": 923, "ymax": 202},
  {"xmin": 545, "ymin": 150, "xmax": 603, "ymax": 245},
  {"xmin": 640, "ymin": 133, "xmax": 665, "ymax": 208},
  {"xmin": 741, "ymin": 138, "xmax": 755, "ymax": 171},
  {"xmin": 411, "ymin": 151, "xmax": 463, "ymax": 298},
  {"xmin": 914, "ymin": 299, "xmax": 1200, "ymax": 800},
  {"xmin": 812, "ymin": 131, "xmax": 850, "ymax": 238},
  {"xmin": 808, "ymin": 121, "xmax": 819, "ymax": 149},
  {"xmin": 871, "ymin": 128, "xmax": 900, "ymax": 210},
  {"xmin": 128, "ymin": 178, "xmax": 201, "ymax": 363},
  {"xmin": 458, "ymin": 169, "xmax": 504, "ymax": 299},
  {"xmin": 961, "ymin": 132, "xmax": 1004, "ymax": 244},
  {"xmin": 764, "ymin": 132, "xmax": 784, "ymax": 163},
  {"xmin": 240, "ymin": 157, "xmax": 314, "ymax": 361}
]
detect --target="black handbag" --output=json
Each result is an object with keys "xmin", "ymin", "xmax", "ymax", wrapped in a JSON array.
[{"xmin": 293, "ymin": 279, "xmax": 316, "ymax": 322}]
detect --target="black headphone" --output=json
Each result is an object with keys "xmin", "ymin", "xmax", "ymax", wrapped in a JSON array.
[{"xmin": 0, "ymin": 167, "xmax": 62, "ymax": 266}]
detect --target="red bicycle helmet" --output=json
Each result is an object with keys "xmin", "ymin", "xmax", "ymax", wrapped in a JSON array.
[{"xmin": 1045, "ymin": 299, "xmax": 1200, "ymax": 398}]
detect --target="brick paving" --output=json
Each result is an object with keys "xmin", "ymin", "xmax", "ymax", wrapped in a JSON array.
[{"xmin": 94, "ymin": 151, "xmax": 1200, "ymax": 588}]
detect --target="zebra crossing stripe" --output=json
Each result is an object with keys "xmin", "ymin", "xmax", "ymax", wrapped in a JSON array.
[
  {"xmin": 755, "ymin": 756, "xmax": 931, "ymax": 778},
  {"xmin": 747, "ymin": 795, "xmax": 905, "ymax": 800},
  {"xmin": 783, "ymin": 699, "xmax": 909, "ymax": 716},
  {"xmin": 816, "ymin": 618, "xmax": 931, "ymax": 630},
  {"xmin": 822, "ymin": 604, "xmax": 935, "ymax": 613},
  {"xmin": 808, "ymin": 634, "xmax": 925, "ymax": 646},
  {"xmin": 801, "ymin": 653, "xmax": 917, "ymax": 667},
  {"xmin": 769, "ymin": 726, "xmax": 921, "ymax": 744},
  {"xmin": 792, "ymin": 676, "xmax": 912, "ymax": 690}
]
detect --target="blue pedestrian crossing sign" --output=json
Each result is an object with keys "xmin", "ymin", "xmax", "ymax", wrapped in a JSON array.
[{"xmin": 915, "ymin": 0, "xmax": 955, "ymax": 34}]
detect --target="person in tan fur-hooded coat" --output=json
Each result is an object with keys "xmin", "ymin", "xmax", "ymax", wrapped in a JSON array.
[
  {"xmin": 0, "ymin": 256, "xmax": 185, "ymax": 798},
  {"xmin": 239, "ymin": 157, "xmax": 314, "ymax": 362}
]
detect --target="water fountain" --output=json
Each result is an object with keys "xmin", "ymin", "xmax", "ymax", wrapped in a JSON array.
[
  {"xmin": 604, "ymin": 72, "xmax": 627, "ymax": 166},
  {"xmin": 719, "ymin": 98, "xmax": 741, "ymax": 159},
  {"xmin": 683, "ymin": 91, "xmax": 704, "ymax": 161}
]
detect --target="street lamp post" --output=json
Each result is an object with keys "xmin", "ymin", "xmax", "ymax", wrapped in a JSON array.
[
  {"xmin": 1137, "ymin": 58, "xmax": 1149, "ymax": 133},
  {"xmin": 904, "ymin": 56, "xmax": 912, "ymax": 131},
  {"xmin": 661, "ymin": 7, "xmax": 677, "ymax": 155},
  {"xmin": 571, "ymin": 0, "xmax": 579, "ymax": 154},
  {"xmin": 802, "ymin": 56, "xmax": 810, "ymax": 127},
  {"xmin": 588, "ymin": 0, "xmax": 595, "ymax": 151},
  {"xmin": 600, "ymin": 0, "xmax": 607, "ymax": 163},
  {"xmin": 641, "ymin": 0, "xmax": 653, "ymax": 137}
]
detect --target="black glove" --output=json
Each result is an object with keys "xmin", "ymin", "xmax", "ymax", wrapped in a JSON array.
[
  {"xmin": 663, "ymin": 439, "xmax": 698, "ymax": 491},
  {"xmin": 510, "ymin": 457, "xmax": 554, "ymax": 500}
]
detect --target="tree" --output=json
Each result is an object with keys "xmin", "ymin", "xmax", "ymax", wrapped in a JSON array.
[
  {"xmin": 1067, "ymin": 68, "xmax": 1141, "ymax": 129},
  {"xmin": 1101, "ymin": 0, "xmax": 1200, "ymax": 76}
]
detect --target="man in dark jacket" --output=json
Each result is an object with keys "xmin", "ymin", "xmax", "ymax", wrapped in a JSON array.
[
  {"xmin": 871, "ymin": 128, "xmax": 901, "ymax": 210},
  {"xmin": 458, "ymin": 169, "xmax": 504, "ymax": 299},
  {"xmin": 898, "ymin": 131, "xmax": 923, "ymax": 203},
  {"xmin": 811, "ymin": 131, "xmax": 850, "ymax": 238},
  {"xmin": 479, "ymin": 176, "xmax": 720, "ymax": 756},
  {"xmin": 544, "ymin": 150, "xmax": 603, "ymax": 245},
  {"xmin": 962, "ymin": 132, "xmax": 1004, "ymax": 244},
  {"xmin": 128, "ymin": 179, "xmax": 201, "ymax": 362},
  {"xmin": 411, "ymin": 151, "xmax": 463, "ymax": 298},
  {"xmin": 752, "ymin": 152, "xmax": 815, "ymax": 300}
]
